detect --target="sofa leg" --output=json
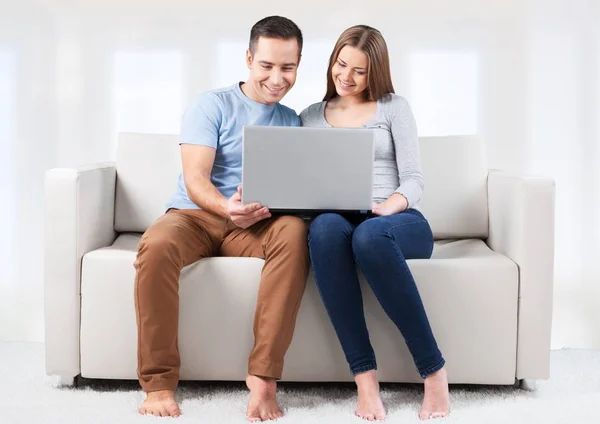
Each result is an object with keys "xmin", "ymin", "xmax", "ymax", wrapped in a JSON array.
[
  {"xmin": 52, "ymin": 375, "xmax": 78, "ymax": 388},
  {"xmin": 518, "ymin": 379, "xmax": 537, "ymax": 391},
  {"xmin": 60, "ymin": 376, "xmax": 75, "ymax": 387}
]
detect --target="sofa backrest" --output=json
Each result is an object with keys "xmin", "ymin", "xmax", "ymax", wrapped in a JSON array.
[
  {"xmin": 114, "ymin": 132, "xmax": 489, "ymax": 239},
  {"xmin": 419, "ymin": 135, "xmax": 489, "ymax": 239},
  {"xmin": 114, "ymin": 133, "xmax": 182, "ymax": 234}
]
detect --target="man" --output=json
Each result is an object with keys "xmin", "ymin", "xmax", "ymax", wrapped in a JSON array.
[{"xmin": 134, "ymin": 16, "xmax": 309, "ymax": 421}]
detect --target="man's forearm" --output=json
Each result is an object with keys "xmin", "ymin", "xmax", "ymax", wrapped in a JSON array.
[{"xmin": 186, "ymin": 175, "xmax": 229, "ymax": 218}]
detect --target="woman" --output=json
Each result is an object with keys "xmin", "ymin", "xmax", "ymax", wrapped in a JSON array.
[{"xmin": 300, "ymin": 25, "xmax": 450, "ymax": 421}]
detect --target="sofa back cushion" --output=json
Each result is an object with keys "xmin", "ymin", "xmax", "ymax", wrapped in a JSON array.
[
  {"xmin": 418, "ymin": 135, "xmax": 488, "ymax": 239},
  {"xmin": 114, "ymin": 133, "xmax": 488, "ymax": 239},
  {"xmin": 114, "ymin": 133, "xmax": 182, "ymax": 233}
]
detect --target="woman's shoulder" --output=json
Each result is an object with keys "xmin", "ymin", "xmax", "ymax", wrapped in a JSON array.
[
  {"xmin": 378, "ymin": 93, "xmax": 415, "ymax": 124},
  {"xmin": 299, "ymin": 101, "xmax": 326, "ymax": 126},
  {"xmin": 378, "ymin": 93, "xmax": 411, "ymax": 112}
]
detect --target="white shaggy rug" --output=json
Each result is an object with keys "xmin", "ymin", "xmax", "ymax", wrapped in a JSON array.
[{"xmin": 1, "ymin": 342, "xmax": 599, "ymax": 424}]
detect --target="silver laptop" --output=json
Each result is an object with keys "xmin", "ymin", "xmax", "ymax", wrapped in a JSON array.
[{"xmin": 241, "ymin": 126, "xmax": 374, "ymax": 215}]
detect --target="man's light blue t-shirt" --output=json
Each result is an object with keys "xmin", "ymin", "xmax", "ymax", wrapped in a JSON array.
[{"xmin": 167, "ymin": 82, "xmax": 301, "ymax": 210}]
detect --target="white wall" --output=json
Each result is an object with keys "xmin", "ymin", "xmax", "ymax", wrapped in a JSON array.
[{"xmin": 0, "ymin": 0, "xmax": 598, "ymax": 348}]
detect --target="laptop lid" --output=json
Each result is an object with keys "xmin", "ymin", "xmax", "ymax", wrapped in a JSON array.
[{"xmin": 241, "ymin": 126, "xmax": 374, "ymax": 214}]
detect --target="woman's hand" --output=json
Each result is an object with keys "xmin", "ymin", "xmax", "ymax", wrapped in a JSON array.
[{"xmin": 372, "ymin": 193, "xmax": 408, "ymax": 216}]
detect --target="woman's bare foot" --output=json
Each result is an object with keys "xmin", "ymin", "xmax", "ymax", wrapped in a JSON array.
[
  {"xmin": 419, "ymin": 367, "xmax": 450, "ymax": 420},
  {"xmin": 246, "ymin": 375, "xmax": 283, "ymax": 422},
  {"xmin": 138, "ymin": 390, "xmax": 181, "ymax": 417},
  {"xmin": 354, "ymin": 370, "xmax": 386, "ymax": 421}
]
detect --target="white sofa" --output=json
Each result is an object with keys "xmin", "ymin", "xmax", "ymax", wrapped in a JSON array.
[{"xmin": 44, "ymin": 132, "xmax": 555, "ymax": 387}]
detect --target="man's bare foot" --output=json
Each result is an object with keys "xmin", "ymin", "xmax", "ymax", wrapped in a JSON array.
[
  {"xmin": 246, "ymin": 375, "xmax": 283, "ymax": 422},
  {"xmin": 419, "ymin": 367, "xmax": 450, "ymax": 420},
  {"xmin": 138, "ymin": 389, "xmax": 181, "ymax": 417},
  {"xmin": 354, "ymin": 370, "xmax": 386, "ymax": 421}
]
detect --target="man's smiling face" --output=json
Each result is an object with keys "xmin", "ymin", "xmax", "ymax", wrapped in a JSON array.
[{"xmin": 245, "ymin": 36, "xmax": 300, "ymax": 105}]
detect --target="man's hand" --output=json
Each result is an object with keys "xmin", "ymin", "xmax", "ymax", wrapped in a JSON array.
[
  {"xmin": 227, "ymin": 186, "xmax": 271, "ymax": 229},
  {"xmin": 372, "ymin": 193, "xmax": 408, "ymax": 216}
]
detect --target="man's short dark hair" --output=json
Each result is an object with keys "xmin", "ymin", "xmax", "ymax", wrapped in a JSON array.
[{"xmin": 249, "ymin": 16, "xmax": 303, "ymax": 55}]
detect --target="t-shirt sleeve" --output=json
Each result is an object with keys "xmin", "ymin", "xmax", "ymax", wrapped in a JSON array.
[
  {"xmin": 284, "ymin": 106, "xmax": 301, "ymax": 127},
  {"xmin": 179, "ymin": 92, "xmax": 222, "ymax": 149}
]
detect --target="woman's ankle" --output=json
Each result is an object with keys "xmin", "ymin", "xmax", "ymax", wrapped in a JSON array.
[{"xmin": 354, "ymin": 369, "xmax": 379, "ymax": 389}]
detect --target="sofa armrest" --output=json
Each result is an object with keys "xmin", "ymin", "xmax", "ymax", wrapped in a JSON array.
[
  {"xmin": 44, "ymin": 163, "xmax": 117, "ymax": 377},
  {"xmin": 487, "ymin": 170, "xmax": 555, "ymax": 380}
]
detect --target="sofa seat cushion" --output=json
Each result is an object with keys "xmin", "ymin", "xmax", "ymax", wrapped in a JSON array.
[{"xmin": 80, "ymin": 234, "xmax": 518, "ymax": 384}]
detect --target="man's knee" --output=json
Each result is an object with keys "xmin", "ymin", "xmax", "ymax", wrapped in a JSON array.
[
  {"xmin": 270, "ymin": 215, "xmax": 308, "ymax": 239},
  {"xmin": 265, "ymin": 216, "xmax": 309, "ymax": 266},
  {"xmin": 136, "ymin": 225, "xmax": 180, "ymax": 267}
]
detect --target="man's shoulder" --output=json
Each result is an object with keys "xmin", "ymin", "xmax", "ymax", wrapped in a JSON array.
[
  {"xmin": 207, "ymin": 83, "xmax": 240, "ymax": 99},
  {"xmin": 189, "ymin": 83, "xmax": 238, "ymax": 108},
  {"xmin": 276, "ymin": 102, "xmax": 301, "ymax": 121}
]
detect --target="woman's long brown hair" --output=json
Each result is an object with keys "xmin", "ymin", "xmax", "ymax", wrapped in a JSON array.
[{"xmin": 323, "ymin": 25, "xmax": 395, "ymax": 102}]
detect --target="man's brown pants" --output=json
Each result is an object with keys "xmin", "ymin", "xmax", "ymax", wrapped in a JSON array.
[{"xmin": 133, "ymin": 208, "xmax": 310, "ymax": 393}]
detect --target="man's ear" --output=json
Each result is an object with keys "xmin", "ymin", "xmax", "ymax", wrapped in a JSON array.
[
  {"xmin": 246, "ymin": 49, "xmax": 253, "ymax": 69},
  {"xmin": 297, "ymin": 53, "xmax": 302, "ymax": 67}
]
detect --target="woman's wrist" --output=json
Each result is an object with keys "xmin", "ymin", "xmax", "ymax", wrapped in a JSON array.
[{"xmin": 390, "ymin": 193, "xmax": 409, "ymax": 213}]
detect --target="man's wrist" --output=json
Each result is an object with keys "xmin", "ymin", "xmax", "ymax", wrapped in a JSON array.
[{"xmin": 219, "ymin": 198, "xmax": 230, "ymax": 219}]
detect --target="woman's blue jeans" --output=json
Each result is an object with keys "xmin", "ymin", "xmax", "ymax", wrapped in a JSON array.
[{"xmin": 308, "ymin": 209, "xmax": 445, "ymax": 378}]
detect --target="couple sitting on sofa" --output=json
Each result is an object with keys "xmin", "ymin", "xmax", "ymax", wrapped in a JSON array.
[{"xmin": 134, "ymin": 15, "xmax": 450, "ymax": 422}]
